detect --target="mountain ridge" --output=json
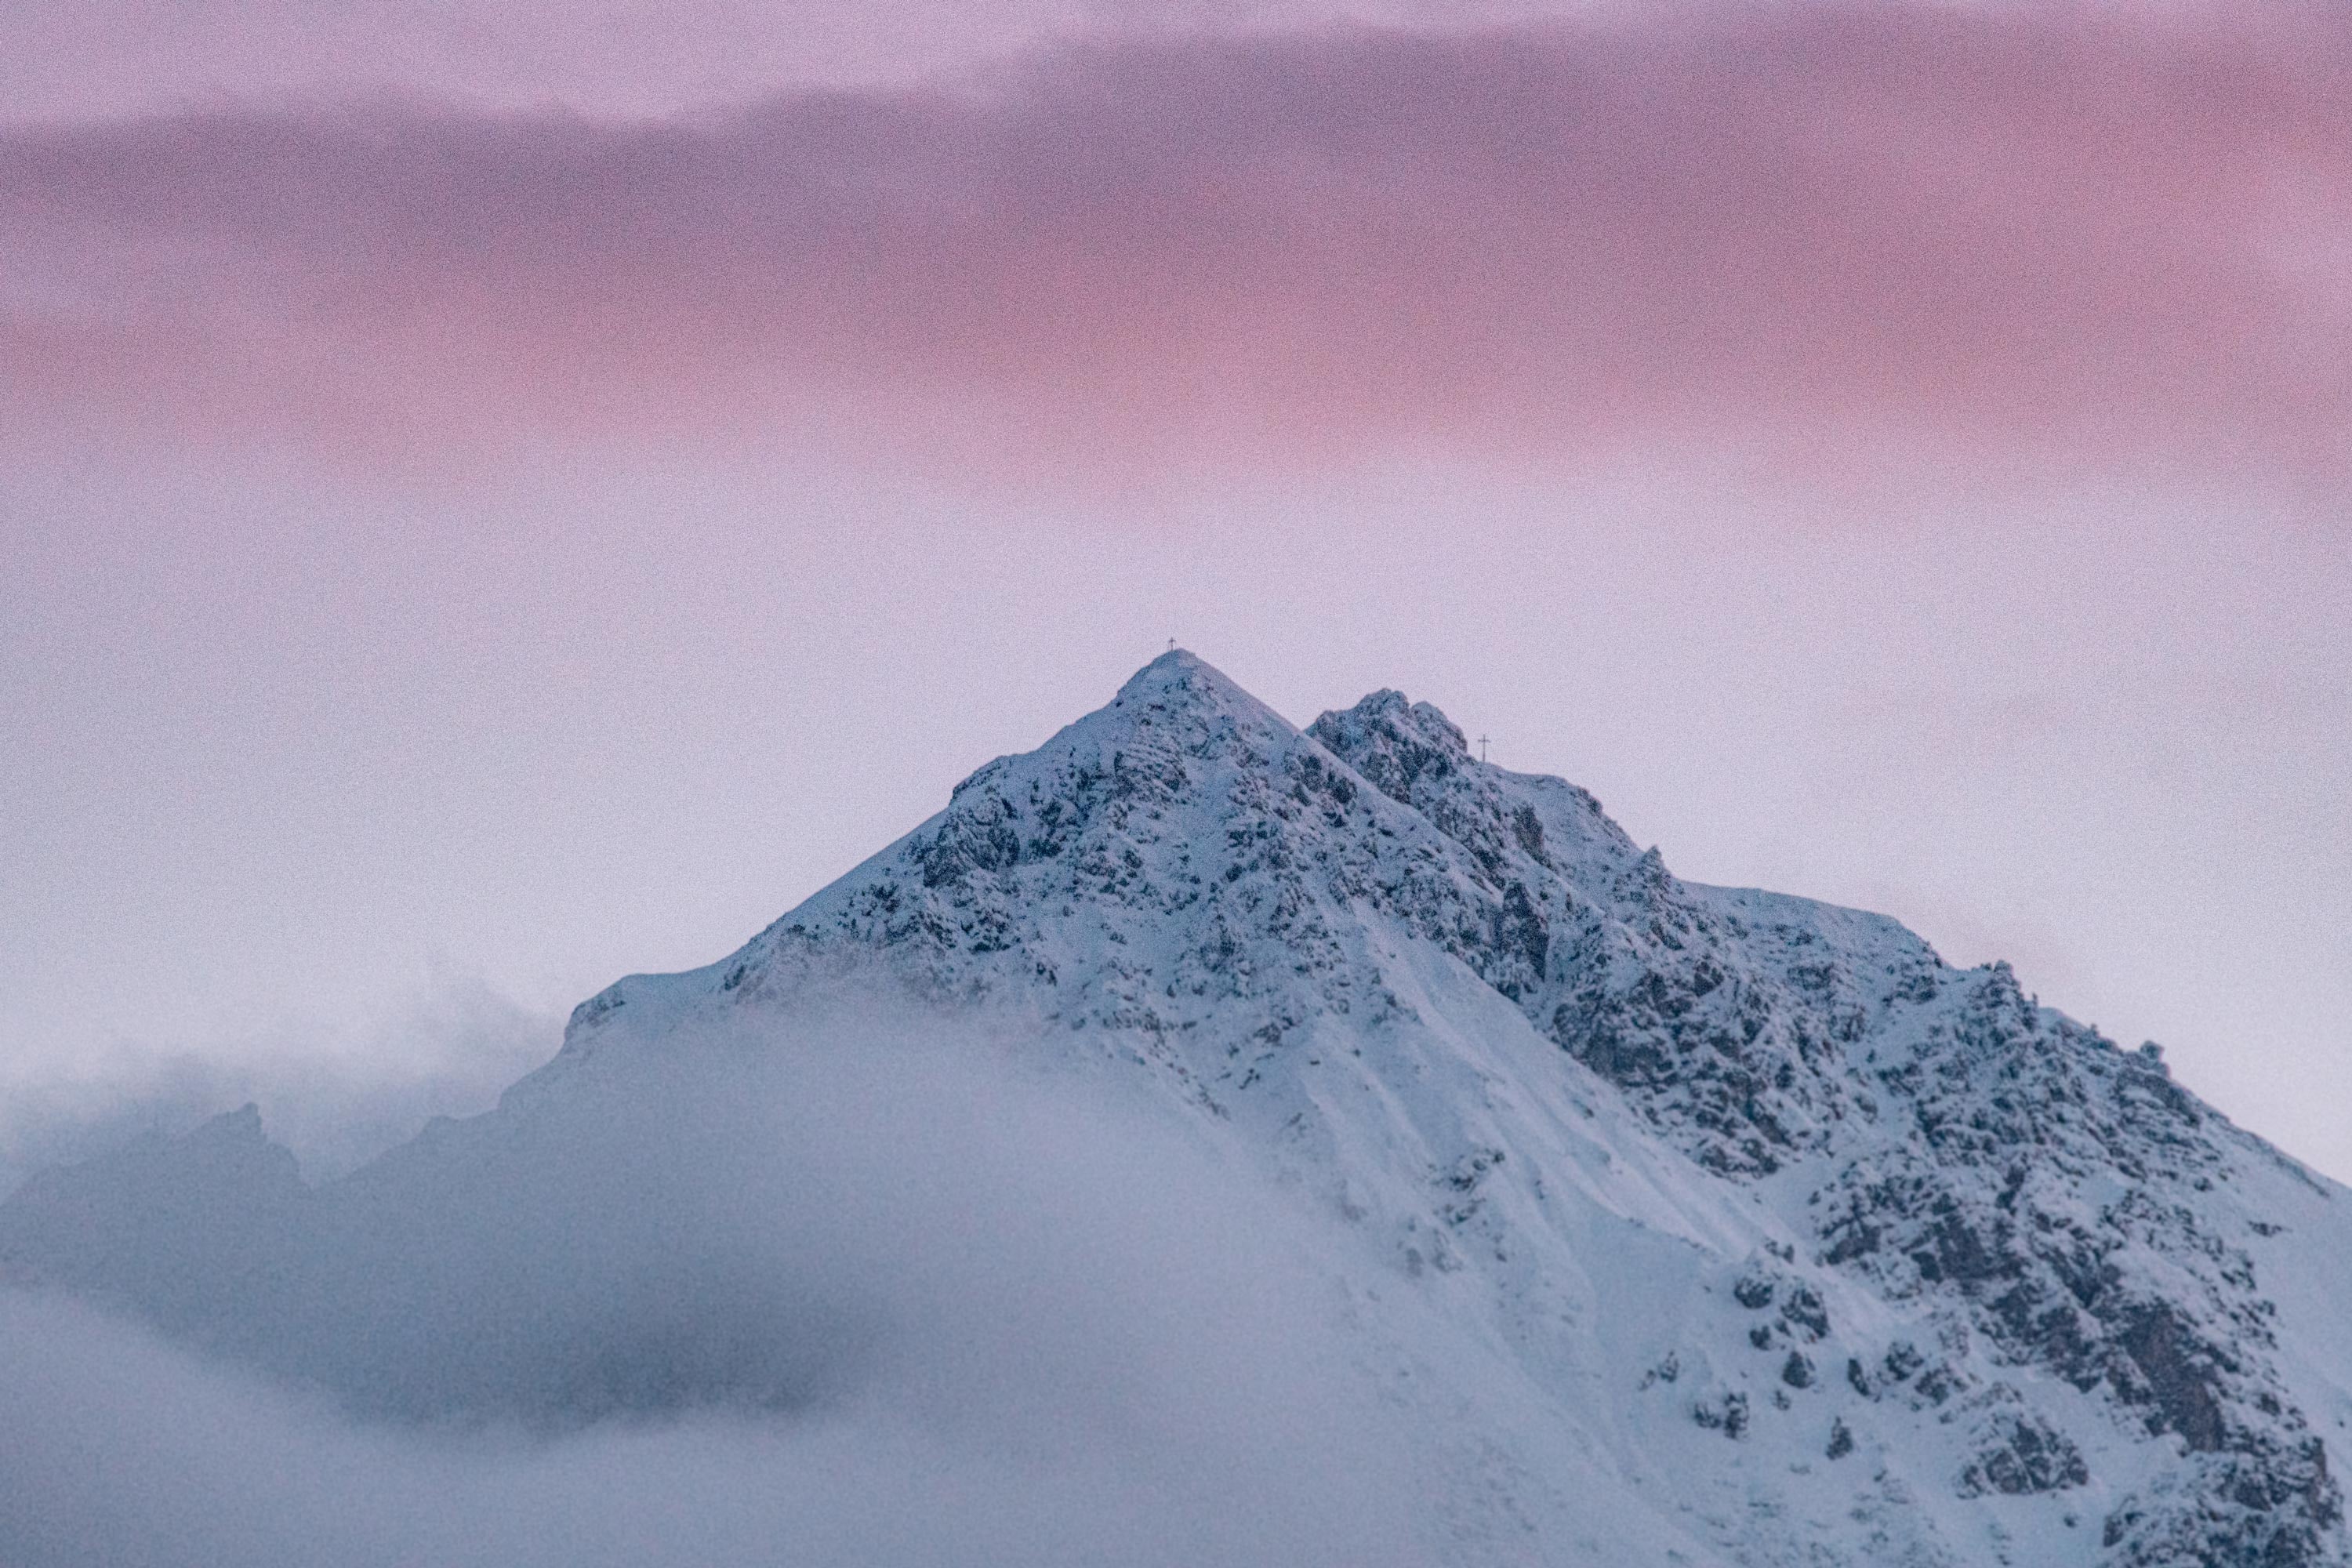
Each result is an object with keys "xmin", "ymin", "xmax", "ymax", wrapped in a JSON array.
[{"xmin": 5, "ymin": 650, "xmax": 2347, "ymax": 1567}]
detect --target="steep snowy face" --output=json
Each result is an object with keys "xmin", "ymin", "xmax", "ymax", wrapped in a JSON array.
[
  {"xmin": 564, "ymin": 652, "xmax": 1916, "ymax": 1178},
  {"xmin": 1305, "ymin": 683, "xmax": 1947, "ymax": 1177},
  {"xmin": 561, "ymin": 649, "xmax": 1610, "ymax": 1108},
  {"xmin": 1305, "ymin": 687, "xmax": 2346, "ymax": 1566}
]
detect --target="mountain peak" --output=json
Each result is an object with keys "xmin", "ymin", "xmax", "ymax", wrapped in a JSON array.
[
  {"xmin": 1308, "ymin": 687, "xmax": 1471, "ymax": 808},
  {"xmin": 1112, "ymin": 645, "xmax": 1219, "ymax": 697},
  {"xmin": 1100, "ymin": 648, "xmax": 1287, "ymax": 732}
]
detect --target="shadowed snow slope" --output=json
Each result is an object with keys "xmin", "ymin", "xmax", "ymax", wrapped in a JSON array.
[{"xmin": 6, "ymin": 651, "xmax": 2349, "ymax": 1567}]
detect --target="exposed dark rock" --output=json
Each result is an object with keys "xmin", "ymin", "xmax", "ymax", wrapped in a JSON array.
[
  {"xmin": 1693, "ymin": 1390, "xmax": 1751, "ymax": 1440},
  {"xmin": 1780, "ymin": 1283, "xmax": 1830, "ymax": 1341},
  {"xmin": 1959, "ymin": 1410, "xmax": 2088, "ymax": 1497},
  {"xmin": 2114, "ymin": 1301, "xmax": 2229, "ymax": 1453}
]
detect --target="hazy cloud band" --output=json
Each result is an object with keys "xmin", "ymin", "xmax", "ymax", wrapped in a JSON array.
[{"xmin": 5, "ymin": 5, "xmax": 2348, "ymax": 475}]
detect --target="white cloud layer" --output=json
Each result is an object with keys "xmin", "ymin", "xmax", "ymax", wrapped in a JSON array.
[{"xmin": 0, "ymin": 1004, "xmax": 1423, "ymax": 1567}]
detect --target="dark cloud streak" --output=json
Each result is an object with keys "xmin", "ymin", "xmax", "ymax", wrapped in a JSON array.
[{"xmin": 4, "ymin": 5, "xmax": 2348, "ymax": 476}]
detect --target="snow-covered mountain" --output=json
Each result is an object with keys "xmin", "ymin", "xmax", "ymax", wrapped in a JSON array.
[{"xmin": 7, "ymin": 651, "xmax": 2348, "ymax": 1566}]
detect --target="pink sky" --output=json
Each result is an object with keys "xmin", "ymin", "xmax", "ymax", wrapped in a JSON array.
[
  {"xmin": 6, "ymin": 6, "xmax": 2350, "ymax": 480},
  {"xmin": 2, "ymin": 2, "xmax": 2348, "ymax": 1184}
]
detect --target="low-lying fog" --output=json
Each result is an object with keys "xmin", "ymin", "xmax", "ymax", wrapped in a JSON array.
[{"xmin": 0, "ymin": 1000, "xmax": 1422, "ymax": 1567}]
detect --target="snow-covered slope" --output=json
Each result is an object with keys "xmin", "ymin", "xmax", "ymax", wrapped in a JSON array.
[{"xmin": 7, "ymin": 652, "xmax": 2347, "ymax": 1566}]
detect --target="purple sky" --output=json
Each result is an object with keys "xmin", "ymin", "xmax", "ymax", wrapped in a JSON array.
[{"xmin": 3, "ymin": 2, "xmax": 2348, "ymax": 1181}]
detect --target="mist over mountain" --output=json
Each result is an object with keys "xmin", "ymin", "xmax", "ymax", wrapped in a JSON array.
[{"xmin": 5, "ymin": 652, "xmax": 2347, "ymax": 1567}]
